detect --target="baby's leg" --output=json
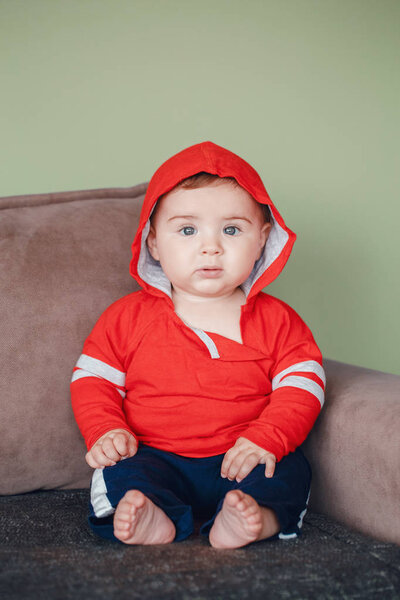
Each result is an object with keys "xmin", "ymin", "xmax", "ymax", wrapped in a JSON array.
[
  {"xmin": 114, "ymin": 490, "xmax": 176, "ymax": 545},
  {"xmin": 208, "ymin": 448, "xmax": 312, "ymax": 548},
  {"xmin": 89, "ymin": 446, "xmax": 195, "ymax": 543},
  {"xmin": 209, "ymin": 490, "xmax": 279, "ymax": 549}
]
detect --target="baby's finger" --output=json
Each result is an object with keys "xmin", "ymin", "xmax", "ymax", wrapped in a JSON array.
[
  {"xmin": 101, "ymin": 437, "xmax": 121, "ymax": 462},
  {"xmin": 220, "ymin": 447, "xmax": 240, "ymax": 478},
  {"xmin": 90, "ymin": 444, "xmax": 116, "ymax": 467},
  {"xmin": 264, "ymin": 455, "xmax": 276, "ymax": 478},
  {"xmin": 127, "ymin": 435, "xmax": 138, "ymax": 457},
  {"xmin": 85, "ymin": 451, "xmax": 102, "ymax": 469},
  {"xmin": 112, "ymin": 432, "xmax": 129, "ymax": 457},
  {"xmin": 226, "ymin": 451, "xmax": 257, "ymax": 481},
  {"xmin": 226, "ymin": 452, "xmax": 245, "ymax": 481},
  {"xmin": 234, "ymin": 453, "xmax": 260, "ymax": 483},
  {"xmin": 223, "ymin": 451, "xmax": 245, "ymax": 480}
]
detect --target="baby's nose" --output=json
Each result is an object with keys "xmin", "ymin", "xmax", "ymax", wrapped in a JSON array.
[
  {"xmin": 200, "ymin": 230, "xmax": 223, "ymax": 255},
  {"xmin": 200, "ymin": 236, "xmax": 223, "ymax": 255},
  {"xmin": 201, "ymin": 246, "xmax": 222, "ymax": 255}
]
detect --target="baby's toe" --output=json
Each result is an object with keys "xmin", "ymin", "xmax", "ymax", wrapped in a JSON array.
[
  {"xmin": 244, "ymin": 501, "xmax": 258, "ymax": 515},
  {"xmin": 246, "ymin": 513, "xmax": 260, "ymax": 524},
  {"xmin": 226, "ymin": 489, "xmax": 244, "ymax": 506},
  {"xmin": 238, "ymin": 496, "xmax": 254, "ymax": 513},
  {"xmin": 117, "ymin": 506, "xmax": 134, "ymax": 521}
]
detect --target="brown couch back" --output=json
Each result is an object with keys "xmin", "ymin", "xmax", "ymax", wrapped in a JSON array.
[{"xmin": 0, "ymin": 185, "xmax": 146, "ymax": 494}]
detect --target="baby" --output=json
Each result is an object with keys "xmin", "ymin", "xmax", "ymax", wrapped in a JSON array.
[{"xmin": 71, "ymin": 141, "xmax": 325, "ymax": 548}]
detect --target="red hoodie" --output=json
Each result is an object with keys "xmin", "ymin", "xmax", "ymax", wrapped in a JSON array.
[{"xmin": 71, "ymin": 141, "xmax": 325, "ymax": 461}]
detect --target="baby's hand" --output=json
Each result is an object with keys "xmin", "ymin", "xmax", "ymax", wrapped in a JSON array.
[
  {"xmin": 221, "ymin": 437, "xmax": 276, "ymax": 483},
  {"xmin": 85, "ymin": 429, "xmax": 137, "ymax": 469}
]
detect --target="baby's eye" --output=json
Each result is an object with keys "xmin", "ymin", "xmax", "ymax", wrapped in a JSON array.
[
  {"xmin": 180, "ymin": 226, "xmax": 196, "ymax": 236},
  {"xmin": 224, "ymin": 226, "xmax": 240, "ymax": 236}
]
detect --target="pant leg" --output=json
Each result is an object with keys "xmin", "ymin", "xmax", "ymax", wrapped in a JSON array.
[
  {"xmin": 89, "ymin": 445, "xmax": 194, "ymax": 542},
  {"xmin": 200, "ymin": 448, "xmax": 312, "ymax": 540}
]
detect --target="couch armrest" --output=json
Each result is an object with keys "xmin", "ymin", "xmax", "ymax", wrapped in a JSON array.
[{"xmin": 303, "ymin": 358, "xmax": 400, "ymax": 545}]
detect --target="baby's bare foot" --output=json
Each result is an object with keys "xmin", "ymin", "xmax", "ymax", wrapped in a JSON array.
[
  {"xmin": 209, "ymin": 490, "xmax": 280, "ymax": 549},
  {"xmin": 113, "ymin": 490, "xmax": 176, "ymax": 545}
]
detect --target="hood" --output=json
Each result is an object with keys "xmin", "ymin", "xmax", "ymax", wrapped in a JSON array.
[{"xmin": 130, "ymin": 141, "xmax": 296, "ymax": 301}]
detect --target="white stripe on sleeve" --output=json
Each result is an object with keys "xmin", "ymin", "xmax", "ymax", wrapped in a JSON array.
[
  {"xmin": 72, "ymin": 354, "xmax": 126, "ymax": 386},
  {"xmin": 274, "ymin": 375, "xmax": 325, "ymax": 407},
  {"xmin": 71, "ymin": 369, "xmax": 126, "ymax": 398},
  {"xmin": 272, "ymin": 360, "xmax": 325, "ymax": 389}
]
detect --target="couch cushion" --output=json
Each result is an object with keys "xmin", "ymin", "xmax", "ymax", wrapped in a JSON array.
[
  {"xmin": 304, "ymin": 358, "xmax": 400, "ymax": 545},
  {"xmin": 0, "ymin": 185, "xmax": 146, "ymax": 494},
  {"xmin": 1, "ymin": 490, "xmax": 400, "ymax": 599}
]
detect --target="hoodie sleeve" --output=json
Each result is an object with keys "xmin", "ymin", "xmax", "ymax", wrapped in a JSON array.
[
  {"xmin": 241, "ymin": 302, "xmax": 325, "ymax": 461},
  {"xmin": 70, "ymin": 298, "xmax": 137, "ymax": 450}
]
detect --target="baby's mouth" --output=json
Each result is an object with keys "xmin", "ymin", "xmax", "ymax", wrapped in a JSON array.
[{"xmin": 196, "ymin": 267, "xmax": 223, "ymax": 278}]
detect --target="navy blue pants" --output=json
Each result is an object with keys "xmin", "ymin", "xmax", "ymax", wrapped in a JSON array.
[{"xmin": 89, "ymin": 445, "xmax": 311, "ymax": 543}]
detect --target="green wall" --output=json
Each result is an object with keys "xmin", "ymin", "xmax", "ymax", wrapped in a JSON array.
[{"xmin": 1, "ymin": 0, "xmax": 399, "ymax": 375}]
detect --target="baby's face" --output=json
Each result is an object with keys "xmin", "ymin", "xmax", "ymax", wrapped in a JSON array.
[{"xmin": 146, "ymin": 182, "xmax": 271, "ymax": 300}]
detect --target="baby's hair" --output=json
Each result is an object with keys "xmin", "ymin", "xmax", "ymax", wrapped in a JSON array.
[{"xmin": 152, "ymin": 171, "xmax": 272, "ymax": 223}]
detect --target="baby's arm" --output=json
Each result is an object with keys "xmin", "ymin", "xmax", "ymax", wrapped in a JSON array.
[
  {"xmin": 86, "ymin": 428, "xmax": 137, "ymax": 469},
  {"xmin": 221, "ymin": 437, "xmax": 276, "ymax": 483},
  {"xmin": 71, "ymin": 298, "xmax": 139, "ymax": 461},
  {"xmin": 236, "ymin": 299, "xmax": 325, "ymax": 466}
]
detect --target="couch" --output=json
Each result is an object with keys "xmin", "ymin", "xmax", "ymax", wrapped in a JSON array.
[{"xmin": 1, "ymin": 184, "xmax": 399, "ymax": 599}]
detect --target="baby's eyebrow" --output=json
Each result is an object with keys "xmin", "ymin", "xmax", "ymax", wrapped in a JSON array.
[
  {"xmin": 167, "ymin": 215, "xmax": 253, "ymax": 223},
  {"xmin": 167, "ymin": 215, "xmax": 197, "ymax": 222},
  {"xmin": 167, "ymin": 215, "xmax": 196, "ymax": 223},
  {"xmin": 223, "ymin": 216, "xmax": 252, "ymax": 223}
]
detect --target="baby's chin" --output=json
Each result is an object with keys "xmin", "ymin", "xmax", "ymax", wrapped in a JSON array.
[{"xmin": 171, "ymin": 278, "xmax": 246, "ymax": 300}]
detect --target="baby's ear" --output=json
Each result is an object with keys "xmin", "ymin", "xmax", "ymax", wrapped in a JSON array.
[
  {"xmin": 146, "ymin": 225, "xmax": 160, "ymax": 260},
  {"xmin": 258, "ymin": 222, "xmax": 272, "ymax": 257}
]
